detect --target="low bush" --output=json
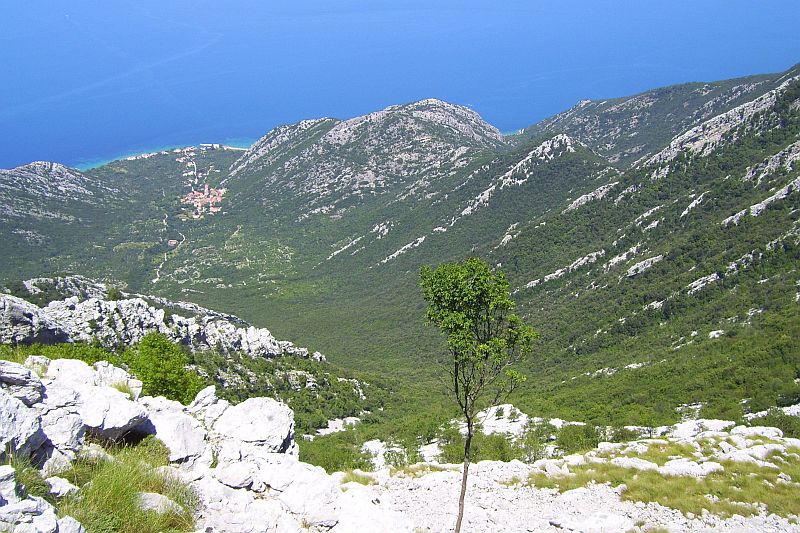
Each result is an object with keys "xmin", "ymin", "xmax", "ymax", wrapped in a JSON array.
[
  {"xmin": 121, "ymin": 333, "xmax": 206, "ymax": 404},
  {"xmin": 556, "ymin": 424, "xmax": 600, "ymax": 454},
  {"xmin": 298, "ymin": 430, "xmax": 373, "ymax": 473}
]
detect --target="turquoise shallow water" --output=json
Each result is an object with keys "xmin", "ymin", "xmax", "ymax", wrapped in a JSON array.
[
  {"xmin": 73, "ymin": 138, "xmax": 255, "ymax": 171},
  {"xmin": 2, "ymin": 1, "xmax": 799, "ymax": 169}
]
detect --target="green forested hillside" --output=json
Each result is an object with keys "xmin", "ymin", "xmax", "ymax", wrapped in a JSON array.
[{"xmin": 2, "ymin": 65, "xmax": 799, "ymax": 429}]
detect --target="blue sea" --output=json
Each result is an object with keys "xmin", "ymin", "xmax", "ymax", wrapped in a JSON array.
[{"xmin": 1, "ymin": 0, "xmax": 799, "ymax": 169}]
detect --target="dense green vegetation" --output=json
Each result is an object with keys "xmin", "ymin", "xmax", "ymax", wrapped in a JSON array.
[{"xmin": 2, "ymin": 65, "xmax": 800, "ymax": 472}]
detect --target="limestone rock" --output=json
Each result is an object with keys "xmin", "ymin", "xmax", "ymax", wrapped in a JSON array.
[
  {"xmin": 93, "ymin": 361, "xmax": 143, "ymax": 399},
  {"xmin": 0, "ymin": 389, "xmax": 45, "ymax": 458},
  {"xmin": 610, "ymin": 456, "xmax": 659, "ymax": 471},
  {"xmin": 213, "ymin": 397, "xmax": 294, "ymax": 454},
  {"xmin": 658, "ymin": 458, "xmax": 723, "ymax": 477},
  {"xmin": 191, "ymin": 475, "xmax": 297, "ymax": 533},
  {"xmin": 2, "ymin": 277, "xmax": 322, "ymax": 361},
  {"xmin": 34, "ymin": 381, "xmax": 84, "ymax": 474},
  {"xmin": 56, "ymin": 516, "xmax": 86, "ymax": 533},
  {"xmin": 45, "ymin": 476, "xmax": 78, "ymax": 498},
  {"xmin": 137, "ymin": 492, "xmax": 182, "ymax": 514},
  {"xmin": 0, "ymin": 360, "xmax": 44, "ymax": 406},
  {"xmin": 0, "ymin": 495, "xmax": 59, "ymax": 533},
  {"xmin": 549, "ymin": 511, "xmax": 634, "ymax": 533},
  {"xmin": 78, "ymin": 443, "xmax": 113, "ymax": 463},
  {"xmin": 0, "ymin": 465, "xmax": 20, "ymax": 505},
  {"xmin": 0, "ymin": 295, "xmax": 68, "ymax": 345},
  {"xmin": 75, "ymin": 385, "xmax": 148, "ymax": 441},
  {"xmin": 42, "ymin": 359, "xmax": 96, "ymax": 389},
  {"xmin": 187, "ymin": 386, "xmax": 230, "ymax": 428},
  {"xmin": 214, "ymin": 462, "xmax": 252, "ymax": 489},
  {"xmin": 332, "ymin": 482, "xmax": 412, "ymax": 532},
  {"xmin": 731, "ymin": 425, "xmax": 783, "ymax": 439},
  {"xmin": 150, "ymin": 410, "xmax": 207, "ymax": 463},
  {"xmin": 670, "ymin": 419, "xmax": 735, "ymax": 439}
]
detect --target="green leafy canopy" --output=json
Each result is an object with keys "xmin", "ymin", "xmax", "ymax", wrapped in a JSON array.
[{"xmin": 420, "ymin": 257, "xmax": 537, "ymax": 419}]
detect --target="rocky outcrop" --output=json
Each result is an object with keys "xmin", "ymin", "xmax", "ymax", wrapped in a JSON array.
[
  {"xmin": 0, "ymin": 464, "xmax": 84, "ymax": 533},
  {"xmin": 1, "ymin": 276, "xmax": 325, "ymax": 361},
  {"xmin": 227, "ymin": 99, "xmax": 505, "ymax": 218},
  {"xmin": 0, "ymin": 357, "xmax": 411, "ymax": 532}
]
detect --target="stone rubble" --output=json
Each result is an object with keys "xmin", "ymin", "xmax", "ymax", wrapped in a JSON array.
[{"xmin": 0, "ymin": 358, "xmax": 411, "ymax": 532}]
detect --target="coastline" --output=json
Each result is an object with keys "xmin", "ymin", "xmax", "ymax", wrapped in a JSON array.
[{"xmin": 73, "ymin": 137, "xmax": 254, "ymax": 171}]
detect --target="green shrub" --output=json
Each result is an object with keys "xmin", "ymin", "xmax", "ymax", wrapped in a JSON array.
[
  {"xmin": 298, "ymin": 430, "xmax": 373, "ymax": 473},
  {"xmin": 556, "ymin": 424, "xmax": 600, "ymax": 454},
  {"xmin": 608, "ymin": 426, "xmax": 641, "ymax": 443},
  {"xmin": 438, "ymin": 426, "xmax": 524, "ymax": 463},
  {"xmin": 751, "ymin": 410, "xmax": 800, "ymax": 438},
  {"xmin": 517, "ymin": 423, "xmax": 555, "ymax": 463},
  {"xmin": 122, "ymin": 333, "xmax": 206, "ymax": 404},
  {"xmin": 107, "ymin": 287, "xmax": 124, "ymax": 301}
]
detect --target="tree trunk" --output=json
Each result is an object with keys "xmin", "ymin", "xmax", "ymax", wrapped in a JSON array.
[{"xmin": 455, "ymin": 419, "xmax": 473, "ymax": 533}]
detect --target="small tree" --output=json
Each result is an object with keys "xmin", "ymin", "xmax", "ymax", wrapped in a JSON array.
[{"xmin": 420, "ymin": 257, "xmax": 536, "ymax": 532}]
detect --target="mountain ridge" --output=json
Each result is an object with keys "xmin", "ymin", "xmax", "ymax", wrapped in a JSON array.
[{"xmin": 2, "ymin": 63, "xmax": 799, "ymax": 427}]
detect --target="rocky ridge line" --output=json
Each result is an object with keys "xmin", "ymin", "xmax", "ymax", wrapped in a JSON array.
[{"xmin": 1, "ymin": 276, "xmax": 323, "ymax": 361}]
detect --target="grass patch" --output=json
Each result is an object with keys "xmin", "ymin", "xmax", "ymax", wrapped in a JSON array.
[
  {"xmin": 110, "ymin": 382, "xmax": 134, "ymax": 399},
  {"xmin": 59, "ymin": 436, "xmax": 197, "ymax": 533},
  {"xmin": 390, "ymin": 463, "xmax": 450, "ymax": 478},
  {"xmin": 3, "ymin": 454, "xmax": 50, "ymax": 502},
  {"xmin": 340, "ymin": 470, "xmax": 376, "ymax": 486},
  {"xmin": 528, "ymin": 444, "xmax": 800, "ymax": 518},
  {"xmin": 629, "ymin": 441, "xmax": 698, "ymax": 466}
]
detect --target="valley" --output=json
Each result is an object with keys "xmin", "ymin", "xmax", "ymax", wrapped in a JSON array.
[
  {"xmin": 2, "ymin": 62, "xmax": 800, "ymax": 532},
  {"xmin": 1, "ymin": 64, "xmax": 799, "ymax": 429}
]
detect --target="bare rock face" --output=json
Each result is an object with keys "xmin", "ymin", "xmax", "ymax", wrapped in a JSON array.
[
  {"xmin": 0, "ymin": 389, "xmax": 46, "ymax": 458},
  {"xmin": 0, "ymin": 295, "xmax": 69, "ymax": 345},
  {"xmin": 0, "ymin": 360, "xmax": 44, "ymax": 406},
  {"xmin": 1, "ymin": 276, "xmax": 324, "ymax": 362},
  {"xmin": 212, "ymin": 397, "xmax": 295, "ymax": 454}
]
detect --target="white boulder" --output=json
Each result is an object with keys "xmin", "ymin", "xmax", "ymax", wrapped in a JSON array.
[
  {"xmin": 0, "ymin": 465, "xmax": 20, "ymax": 505},
  {"xmin": 731, "ymin": 425, "xmax": 783, "ymax": 439},
  {"xmin": 56, "ymin": 516, "xmax": 86, "ymax": 533},
  {"xmin": 140, "ymin": 396, "xmax": 208, "ymax": 464},
  {"xmin": 45, "ymin": 476, "xmax": 78, "ymax": 498},
  {"xmin": 137, "ymin": 492, "xmax": 182, "ymax": 514},
  {"xmin": 213, "ymin": 397, "xmax": 295, "ymax": 454},
  {"xmin": 76, "ymin": 385, "xmax": 148, "ymax": 441},
  {"xmin": 658, "ymin": 458, "xmax": 723, "ymax": 477},
  {"xmin": 0, "ymin": 389, "xmax": 45, "ymax": 458},
  {"xmin": 610, "ymin": 456, "xmax": 659, "ymax": 471},
  {"xmin": 0, "ymin": 360, "xmax": 44, "ymax": 406},
  {"xmin": 34, "ymin": 381, "xmax": 84, "ymax": 474}
]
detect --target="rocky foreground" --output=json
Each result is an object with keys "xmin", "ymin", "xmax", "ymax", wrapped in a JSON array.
[
  {"xmin": 0, "ymin": 356, "xmax": 411, "ymax": 532},
  {"xmin": 2, "ymin": 354, "xmax": 799, "ymax": 532}
]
